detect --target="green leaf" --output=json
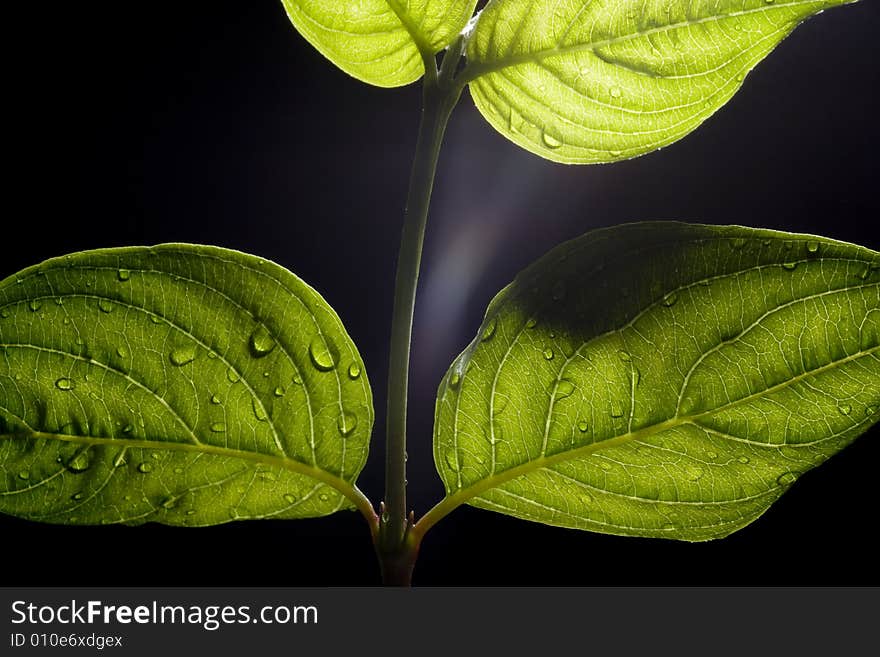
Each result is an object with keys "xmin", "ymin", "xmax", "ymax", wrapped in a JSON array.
[
  {"xmin": 281, "ymin": 0, "xmax": 478, "ymax": 87},
  {"xmin": 433, "ymin": 223, "xmax": 879, "ymax": 541},
  {"xmin": 0, "ymin": 245, "xmax": 373, "ymax": 526},
  {"xmin": 465, "ymin": 0, "xmax": 855, "ymax": 163}
]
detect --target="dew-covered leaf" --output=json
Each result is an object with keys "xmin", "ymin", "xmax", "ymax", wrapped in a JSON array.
[
  {"xmin": 464, "ymin": 0, "xmax": 856, "ymax": 163},
  {"xmin": 0, "ymin": 244, "xmax": 373, "ymax": 526},
  {"xmin": 281, "ymin": 0, "xmax": 478, "ymax": 87},
  {"xmin": 434, "ymin": 223, "xmax": 879, "ymax": 540}
]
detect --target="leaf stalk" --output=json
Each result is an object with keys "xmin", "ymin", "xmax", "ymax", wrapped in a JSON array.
[{"xmin": 378, "ymin": 45, "xmax": 464, "ymax": 572}]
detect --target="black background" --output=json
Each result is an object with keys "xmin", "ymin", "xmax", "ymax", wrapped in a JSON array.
[{"xmin": 4, "ymin": 1, "xmax": 878, "ymax": 586}]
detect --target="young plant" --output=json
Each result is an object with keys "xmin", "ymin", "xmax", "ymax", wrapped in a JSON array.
[{"xmin": 1, "ymin": 0, "xmax": 877, "ymax": 586}]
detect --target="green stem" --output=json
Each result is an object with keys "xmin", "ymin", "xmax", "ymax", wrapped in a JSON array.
[{"xmin": 379, "ymin": 44, "xmax": 464, "ymax": 572}]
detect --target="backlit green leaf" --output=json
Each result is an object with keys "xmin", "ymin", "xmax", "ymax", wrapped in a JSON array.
[
  {"xmin": 465, "ymin": 0, "xmax": 855, "ymax": 163},
  {"xmin": 281, "ymin": 0, "xmax": 478, "ymax": 87},
  {"xmin": 434, "ymin": 223, "xmax": 879, "ymax": 540},
  {"xmin": 0, "ymin": 245, "xmax": 373, "ymax": 526}
]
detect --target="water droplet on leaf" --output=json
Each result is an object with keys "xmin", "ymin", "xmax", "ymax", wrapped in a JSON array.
[
  {"xmin": 98, "ymin": 299, "xmax": 114, "ymax": 314},
  {"xmin": 249, "ymin": 324, "xmax": 276, "ymax": 358},
  {"xmin": 348, "ymin": 362, "xmax": 361, "ymax": 379},
  {"xmin": 308, "ymin": 336, "xmax": 336, "ymax": 371},
  {"xmin": 170, "ymin": 345, "xmax": 196, "ymax": 366},
  {"xmin": 210, "ymin": 422, "xmax": 226, "ymax": 433},
  {"xmin": 117, "ymin": 269, "xmax": 131, "ymax": 281},
  {"xmin": 137, "ymin": 462, "xmax": 153, "ymax": 474},
  {"xmin": 252, "ymin": 398, "xmax": 268, "ymax": 422},
  {"xmin": 481, "ymin": 318, "xmax": 497, "ymax": 341},
  {"xmin": 283, "ymin": 493, "xmax": 297, "ymax": 505},
  {"xmin": 609, "ymin": 86, "xmax": 622, "ymax": 98},
  {"xmin": 508, "ymin": 107, "xmax": 524, "ymax": 134},
  {"xmin": 542, "ymin": 130, "xmax": 563, "ymax": 149},
  {"xmin": 226, "ymin": 368, "xmax": 241, "ymax": 383},
  {"xmin": 661, "ymin": 291, "xmax": 678, "ymax": 307},
  {"xmin": 554, "ymin": 379, "xmax": 575, "ymax": 399},
  {"xmin": 55, "ymin": 377, "xmax": 75, "ymax": 391},
  {"xmin": 577, "ymin": 421, "xmax": 589, "ymax": 433},
  {"xmin": 337, "ymin": 411, "xmax": 358, "ymax": 437},
  {"xmin": 838, "ymin": 404, "xmax": 852, "ymax": 416},
  {"xmin": 543, "ymin": 348, "xmax": 554, "ymax": 361},
  {"xmin": 777, "ymin": 472, "xmax": 797, "ymax": 486},
  {"xmin": 806, "ymin": 240, "xmax": 819, "ymax": 254},
  {"xmin": 444, "ymin": 449, "xmax": 461, "ymax": 472}
]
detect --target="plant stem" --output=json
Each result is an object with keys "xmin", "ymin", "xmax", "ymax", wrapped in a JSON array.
[{"xmin": 379, "ymin": 47, "xmax": 463, "ymax": 575}]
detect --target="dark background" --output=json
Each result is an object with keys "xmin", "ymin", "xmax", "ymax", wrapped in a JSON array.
[{"xmin": 4, "ymin": 1, "xmax": 878, "ymax": 586}]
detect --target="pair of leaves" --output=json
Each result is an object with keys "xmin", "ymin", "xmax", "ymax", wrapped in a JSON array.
[
  {"xmin": 2, "ymin": 224, "xmax": 878, "ymax": 541},
  {"xmin": 282, "ymin": 0, "xmax": 857, "ymax": 163},
  {"xmin": 0, "ymin": 0, "xmax": 874, "ymax": 539}
]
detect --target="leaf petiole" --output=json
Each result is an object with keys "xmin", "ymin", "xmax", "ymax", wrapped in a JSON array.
[{"xmin": 378, "ymin": 38, "xmax": 466, "ymax": 573}]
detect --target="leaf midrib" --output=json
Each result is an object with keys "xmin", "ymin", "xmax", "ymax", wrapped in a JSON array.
[
  {"xmin": 0, "ymin": 429, "xmax": 365, "ymax": 510},
  {"xmin": 462, "ymin": 0, "xmax": 830, "ymax": 84},
  {"xmin": 383, "ymin": 0, "xmax": 434, "ymax": 56},
  {"xmin": 454, "ymin": 252, "xmax": 876, "ymax": 487},
  {"xmin": 439, "ymin": 345, "xmax": 879, "ymax": 514}
]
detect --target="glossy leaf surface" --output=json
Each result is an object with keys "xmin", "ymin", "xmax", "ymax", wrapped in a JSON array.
[
  {"xmin": 465, "ymin": 0, "xmax": 855, "ymax": 163},
  {"xmin": 434, "ymin": 223, "xmax": 879, "ymax": 540},
  {"xmin": 281, "ymin": 0, "xmax": 477, "ymax": 87},
  {"xmin": 0, "ymin": 245, "xmax": 373, "ymax": 525}
]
